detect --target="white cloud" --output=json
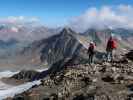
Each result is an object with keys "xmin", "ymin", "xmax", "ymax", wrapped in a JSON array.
[
  {"xmin": 0, "ymin": 16, "xmax": 40, "ymax": 24},
  {"xmin": 7, "ymin": 16, "xmax": 25, "ymax": 23},
  {"xmin": 69, "ymin": 5, "xmax": 133, "ymax": 32},
  {"xmin": 30, "ymin": 17, "xmax": 40, "ymax": 22},
  {"xmin": 11, "ymin": 27, "xmax": 19, "ymax": 32},
  {"xmin": 0, "ymin": 16, "xmax": 42, "ymax": 41}
]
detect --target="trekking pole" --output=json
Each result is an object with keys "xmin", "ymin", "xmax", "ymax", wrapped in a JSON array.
[
  {"xmin": 104, "ymin": 24, "xmax": 107, "ymax": 49},
  {"xmin": 104, "ymin": 25, "xmax": 112, "ymax": 62},
  {"xmin": 103, "ymin": 24, "xmax": 107, "ymax": 62}
]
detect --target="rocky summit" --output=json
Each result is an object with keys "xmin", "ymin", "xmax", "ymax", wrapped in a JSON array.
[{"xmin": 9, "ymin": 54, "xmax": 133, "ymax": 100}]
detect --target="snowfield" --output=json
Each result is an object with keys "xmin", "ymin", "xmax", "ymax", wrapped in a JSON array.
[
  {"xmin": 0, "ymin": 80, "xmax": 41, "ymax": 99},
  {"xmin": 0, "ymin": 68, "xmax": 48, "ymax": 100}
]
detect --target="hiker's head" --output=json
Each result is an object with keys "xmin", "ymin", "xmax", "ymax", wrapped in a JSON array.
[
  {"xmin": 90, "ymin": 41, "xmax": 96, "ymax": 47},
  {"xmin": 90, "ymin": 41, "xmax": 94, "ymax": 44},
  {"xmin": 109, "ymin": 33, "xmax": 115, "ymax": 40},
  {"xmin": 111, "ymin": 33, "xmax": 115, "ymax": 37}
]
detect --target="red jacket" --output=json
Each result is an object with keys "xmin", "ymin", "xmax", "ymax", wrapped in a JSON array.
[{"xmin": 106, "ymin": 38, "xmax": 117, "ymax": 51}]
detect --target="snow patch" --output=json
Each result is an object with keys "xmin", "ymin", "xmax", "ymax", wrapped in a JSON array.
[
  {"xmin": 0, "ymin": 68, "xmax": 48, "ymax": 99},
  {"xmin": 0, "ymin": 71, "xmax": 19, "ymax": 79},
  {"xmin": 0, "ymin": 80, "xmax": 41, "ymax": 99}
]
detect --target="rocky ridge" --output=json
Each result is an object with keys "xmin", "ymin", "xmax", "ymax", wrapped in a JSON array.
[{"xmin": 10, "ymin": 53, "xmax": 133, "ymax": 100}]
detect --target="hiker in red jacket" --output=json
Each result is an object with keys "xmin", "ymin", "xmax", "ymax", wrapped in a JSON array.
[
  {"xmin": 106, "ymin": 34, "xmax": 117, "ymax": 62},
  {"xmin": 87, "ymin": 41, "xmax": 96, "ymax": 64}
]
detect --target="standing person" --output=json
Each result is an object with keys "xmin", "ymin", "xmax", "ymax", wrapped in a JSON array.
[
  {"xmin": 87, "ymin": 41, "xmax": 96, "ymax": 64},
  {"xmin": 106, "ymin": 34, "xmax": 117, "ymax": 62}
]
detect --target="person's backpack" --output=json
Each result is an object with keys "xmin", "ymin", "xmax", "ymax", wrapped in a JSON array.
[
  {"xmin": 88, "ymin": 43, "xmax": 95, "ymax": 54},
  {"xmin": 90, "ymin": 44, "xmax": 95, "ymax": 50},
  {"xmin": 111, "ymin": 39, "xmax": 117, "ymax": 49}
]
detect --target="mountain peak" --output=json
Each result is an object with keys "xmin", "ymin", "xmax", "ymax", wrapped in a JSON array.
[
  {"xmin": 60, "ymin": 27, "xmax": 77, "ymax": 36},
  {"xmin": 62, "ymin": 27, "xmax": 74, "ymax": 32}
]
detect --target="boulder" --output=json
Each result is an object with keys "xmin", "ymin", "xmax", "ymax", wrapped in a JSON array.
[{"xmin": 11, "ymin": 70, "xmax": 40, "ymax": 81}]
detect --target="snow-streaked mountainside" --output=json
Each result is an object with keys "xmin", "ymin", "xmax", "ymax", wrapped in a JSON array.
[{"xmin": 21, "ymin": 28, "xmax": 89, "ymax": 70}]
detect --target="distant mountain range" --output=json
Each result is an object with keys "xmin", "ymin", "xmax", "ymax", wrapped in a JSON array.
[
  {"xmin": 0, "ymin": 23, "xmax": 59, "ymax": 42},
  {"xmin": 83, "ymin": 28, "xmax": 133, "ymax": 50},
  {"xmin": 0, "ymin": 22, "xmax": 133, "ymax": 69},
  {"xmin": 0, "ymin": 23, "xmax": 60, "ymax": 58},
  {"xmin": 0, "ymin": 39, "xmax": 18, "ymax": 48}
]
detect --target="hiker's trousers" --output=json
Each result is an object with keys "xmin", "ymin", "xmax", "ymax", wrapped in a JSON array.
[
  {"xmin": 89, "ymin": 54, "xmax": 94, "ymax": 64},
  {"xmin": 107, "ymin": 50, "xmax": 113, "ymax": 62}
]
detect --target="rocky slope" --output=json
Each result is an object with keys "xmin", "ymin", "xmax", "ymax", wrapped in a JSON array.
[
  {"xmin": 9, "ymin": 52, "xmax": 133, "ymax": 100},
  {"xmin": 125, "ymin": 50, "xmax": 133, "ymax": 61},
  {"xmin": 11, "ymin": 70, "xmax": 40, "ymax": 82}
]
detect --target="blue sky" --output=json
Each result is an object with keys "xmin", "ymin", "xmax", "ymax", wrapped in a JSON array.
[{"xmin": 0, "ymin": 0, "xmax": 133, "ymax": 26}]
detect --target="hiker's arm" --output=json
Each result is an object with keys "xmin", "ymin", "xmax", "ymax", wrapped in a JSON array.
[{"xmin": 87, "ymin": 47, "xmax": 90, "ymax": 54}]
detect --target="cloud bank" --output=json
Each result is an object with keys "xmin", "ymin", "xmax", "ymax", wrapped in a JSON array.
[
  {"xmin": 69, "ymin": 5, "xmax": 133, "ymax": 32},
  {"xmin": 0, "ymin": 16, "xmax": 39, "ymax": 24},
  {"xmin": 0, "ymin": 16, "xmax": 44, "ymax": 42}
]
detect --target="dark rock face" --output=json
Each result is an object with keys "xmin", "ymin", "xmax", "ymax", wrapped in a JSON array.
[
  {"xmin": 11, "ymin": 70, "xmax": 40, "ymax": 81},
  {"xmin": 126, "ymin": 50, "xmax": 133, "ymax": 61},
  {"xmin": 73, "ymin": 94, "xmax": 86, "ymax": 100},
  {"xmin": 40, "ymin": 28, "xmax": 86, "ymax": 65},
  {"xmin": 102, "ymin": 75, "xmax": 115, "ymax": 82},
  {"xmin": 12, "ymin": 95, "xmax": 24, "ymax": 100},
  {"xmin": 22, "ymin": 28, "xmax": 89, "ymax": 71}
]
